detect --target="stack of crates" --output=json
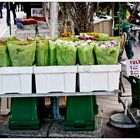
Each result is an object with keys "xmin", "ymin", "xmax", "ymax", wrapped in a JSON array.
[
  {"xmin": 65, "ymin": 96, "xmax": 98, "ymax": 131},
  {"xmin": 9, "ymin": 97, "xmax": 40, "ymax": 130}
]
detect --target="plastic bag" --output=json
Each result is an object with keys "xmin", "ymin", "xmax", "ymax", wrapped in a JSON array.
[
  {"xmin": 36, "ymin": 37, "xmax": 49, "ymax": 66},
  {"xmin": 94, "ymin": 41, "xmax": 120, "ymax": 64},
  {"xmin": 77, "ymin": 44, "xmax": 95, "ymax": 65},
  {"xmin": 0, "ymin": 40, "xmax": 10, "ymax": 67},
  {"xmin": 7, "ymin": 40, "xmax": 36, "ymax": 66},
  {"xmin": 49, "ymin": 40, "xmax": 57, "ymax": 65},
  {"xmin": 56, "ymin": 41, "xmax": 77, "ymax": 66}
]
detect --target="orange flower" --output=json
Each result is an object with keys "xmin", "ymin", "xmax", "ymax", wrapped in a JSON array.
[{"xmin": 61, "ymin": 32, "xmax": 72, "ymax": 37}]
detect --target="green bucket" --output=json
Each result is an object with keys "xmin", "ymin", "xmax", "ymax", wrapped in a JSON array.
[
  {"xmin": 124, "ymin": 76, "xmax": 140, "ymax": 108},
  {"xmin": 65, "ymin": 96, "xmax": 96, "ymax": 131}
]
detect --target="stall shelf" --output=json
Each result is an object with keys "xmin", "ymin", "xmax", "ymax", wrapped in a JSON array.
[{"xmin": 0, "ymin": 90, "xmax": 119, "ymax": 98}]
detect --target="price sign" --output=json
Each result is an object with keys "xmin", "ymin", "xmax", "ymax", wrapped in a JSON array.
[{"xmin": 126, "ymin": 59, "xmax": 140, "ymax": 78}]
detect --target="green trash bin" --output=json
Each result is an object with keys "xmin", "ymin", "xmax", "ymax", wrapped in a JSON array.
[
  {"xmin": 124, "ymin": 76, "xmax": 140, "ymax": 108},
  {"xmin": 121, "ymin": 23, "xmax": 134, "ymax": 59},
  {"xmin": 125, "ymin": 40, "xmax": 134, "ymax": 59},
  {"xmin": 93, "ymin": 95, "xmax": 98, "ymax": 115},
  {"xmin": 65, "ymin": 96, "xmax": 96, "ymax": 131},
  {"xmin": 121, "ymin": 23, "xmax": 130, "ymax": 34},
  {"xmin": 9, "ymin": 97, "xmax": 40, "ymax": 130}
]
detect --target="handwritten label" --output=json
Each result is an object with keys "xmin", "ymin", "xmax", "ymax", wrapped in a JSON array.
[{"xmin": 126, "ymin": 59, "xmax": 140, "ymax": 78}]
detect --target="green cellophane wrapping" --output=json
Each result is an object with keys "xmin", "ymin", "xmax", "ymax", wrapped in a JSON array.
[
  {"xmin": 108, "ymin": 36, "xmax": 121, "ymax": 42},
  {"xmin": 97, "ymin": 33, "xmax": 109, "ymax": 41},
  {"xmin": 77, "ymin": 45, "xmax": 95, "ymax": 65},
  {"xmin": 49, "ymin": 40, "xmax": 57, "ymax": 65},
  {"xmin": 56, "ymin": 42, "xmax": 77, "ymax": 66},
  {"xmin": 7, "ymin": 36, "xmax": 17, "ymax": 41},
  {"xmin": 0, "ymin": 40, "xmax": 10, "ymax": 67},
  {"xmin": 94, "ymin": 42, "xmax": 121, "ymax": 64},
  {"xmin": 36, "ymin": 38, "xmax": 49, "ymax": 66},
  {"xmin": 7, "ymin": 40, "xmax": 36, "ymax": 66}
]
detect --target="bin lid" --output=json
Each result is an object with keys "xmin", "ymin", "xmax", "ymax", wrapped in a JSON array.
[
  {"xmin": 121, "ymin": 23, "xmax": 130, "ymax": 29},
  {"xmin": 109, "ymin": 113, "xmax": 136, "ymax": 128}
]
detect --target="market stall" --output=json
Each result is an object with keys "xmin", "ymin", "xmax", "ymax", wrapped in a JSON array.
[
  {"xmin": 0, "ymin": 37, "xmax": 121, "ymax": 135},
  {"xmin": 0, "ymin": 2, "xmax": 126, "ymax": 137}
]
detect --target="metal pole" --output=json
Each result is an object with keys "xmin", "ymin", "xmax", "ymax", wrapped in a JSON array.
[
  {"xmin": 6, "ymin": 2, "xmax": 11, "ymax": 35},
  {"xmin": 50, "ymin": 2, "xmax": 62, "ymax": 120},
  {"xmin": 50, "ymin": 2, "xmax": 58, "ymax": 39},
  {"xmin": 9, "ymin": 3, "xmax": 12, "ymax": 36}
]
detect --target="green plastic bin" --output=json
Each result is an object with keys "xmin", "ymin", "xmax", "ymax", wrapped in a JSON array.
[
  {"xmin": 130, "ymin": 76, "xmax": 140, "ymax": 108},
  {"xmin": 9, "ymin": 120, "xmax": 40, "ymax": 130},
  {"xmin": 9, "ymin": 97, "xmax": 40, "ymax": 130},
  {"xmin": 93, "ymin": 95, "xmax": 98, "ymax": 115},
  {"xmin": 65, "ymin": 96, "xmax": 96, "ymax": 131},
  {"xmin": 124, "ymin": 76, "xmax": 140, "ymax": 108},
  {"xmin": 121, "ymin": 23, "xmax": 130, "ymax": 34}
]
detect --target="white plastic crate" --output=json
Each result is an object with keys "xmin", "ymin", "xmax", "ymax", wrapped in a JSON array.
[
  {"xmin": 78, "ymin": 64, "xmax": 121, "ymax": 92},
  {"xmin": 38, "ymin": 29, "xmax": 50, "ymax": 38},
  {"xmin": 0, "ymin": 67, "xmax": 33, "ymax": 94},
  {"xmin": 15, "ymin": 29, "xmax": 36, "ymax": 39},
  {"xmin": 34, "ymin": 66, "xmax": 77, "ymax": 93}
]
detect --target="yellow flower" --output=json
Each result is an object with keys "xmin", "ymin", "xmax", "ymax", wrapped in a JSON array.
[{"xmin": 93, "ymin": 32, "xmax": 99, "ymax": 37}]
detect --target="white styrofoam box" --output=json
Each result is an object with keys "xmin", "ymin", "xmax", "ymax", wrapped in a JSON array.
[
  {"xmin": 34, "ymin": 66, "xmax": 77, "ymax": 93},
  {"xmin": 0, "ymin": 67, "xmax": 33, "ymax": 94},
  {"xmin": 78, "ymin": 64, "xmax": 121, "ymax": 92},
  {"xmin": 38, "ymin": 29, "xmax": 50, "ymax": 38},
  {"xmin": 15, "ymin": 29, "xmax": 36, "ymax": 39}
]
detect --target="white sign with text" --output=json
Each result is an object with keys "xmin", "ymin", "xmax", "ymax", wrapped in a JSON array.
[{"xmin": 126, "ymin": 59, "xmax": 140, "ymax": 78}]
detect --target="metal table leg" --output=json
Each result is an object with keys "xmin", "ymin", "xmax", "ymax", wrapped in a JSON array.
[{"xmin": 51, "ymin": 97, "xmax": 62, "ymax": 120}]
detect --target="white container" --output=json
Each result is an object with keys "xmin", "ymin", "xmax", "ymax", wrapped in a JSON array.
[
  {"xmin": 0, "ymin": 67, "xmax": 33, "ymax": 94},
  {"xmin": 38, "ymin": 29, "xmax": 50, "ymax": 38},
  {"xmin": 78, "ymin": 64, "xmax": 121, "ymax": 92},
  {"xmin": 34, "ymin": 66, "xmax": 77, "ymax": 93},
  {"xmin": 15, "ymin": 29, "xmax": 36, "ymax": 39}
]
